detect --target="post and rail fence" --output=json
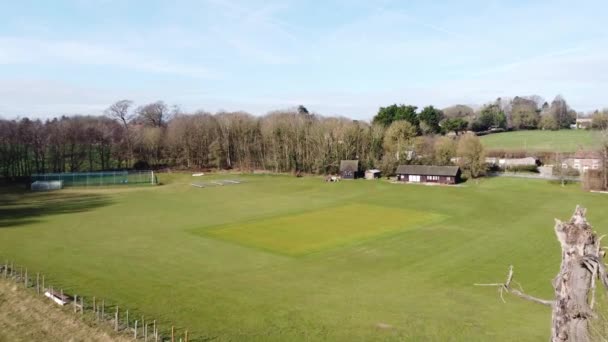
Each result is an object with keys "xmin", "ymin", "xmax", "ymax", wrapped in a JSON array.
[{"xmin": 0, "ymin": 260, "xmax": 190, "ymax": 342}]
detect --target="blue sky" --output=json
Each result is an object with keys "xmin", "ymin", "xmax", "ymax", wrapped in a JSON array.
[{"xmin": 1, "ymin": 0, "xmax": 607, "ymax": 120}]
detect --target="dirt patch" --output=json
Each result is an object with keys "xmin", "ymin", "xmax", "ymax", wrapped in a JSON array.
[{"xmin": 375, "ymin": 322, "xmax": 393, "ymax": 330}]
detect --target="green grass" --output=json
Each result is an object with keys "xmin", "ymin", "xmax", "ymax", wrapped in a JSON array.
[
  {"xmin": 1, "ymin": 174, "xmax": 607, "ymax": 341},
  {"xmin": 480, "ymin": 130, "xmax": 601, "ymax": 152},
  {"xmin": 202, "ymin": 204, "xmax": 442, "ymax": 256}
]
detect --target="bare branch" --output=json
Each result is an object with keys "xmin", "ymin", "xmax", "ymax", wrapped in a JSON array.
[
  {"xmin": 475, "ymin": 265, "xmax": 554, "ymax": 307},
  {"xmin": 509, "ymin": 288, "xmax": 554, "ymax": 306}
]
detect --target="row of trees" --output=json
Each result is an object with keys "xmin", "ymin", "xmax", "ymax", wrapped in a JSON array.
[
  {"xmin": 376, "ymin": 95, "xmax": 581, "ymax": 134},
  {"xmin": 0, "ymin": 100, "xmax": 487, "ymax": 179}
]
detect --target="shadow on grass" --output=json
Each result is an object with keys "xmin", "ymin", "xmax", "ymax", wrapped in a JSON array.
[{"xmin": 0, "ymin": 187, "xmax": 113, "ymax": 228}]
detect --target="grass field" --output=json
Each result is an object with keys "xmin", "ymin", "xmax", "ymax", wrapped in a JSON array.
[
  {"xmin": 480, "ymin": 130, "xmax": 601, "ymax": 152},
  {"xmin": 1, "ymin": 174, "xmax": 607, "ymax": 341},
  {"xmin": 202, "ymin": 204, "xmax": 443, "ymax": 256}
]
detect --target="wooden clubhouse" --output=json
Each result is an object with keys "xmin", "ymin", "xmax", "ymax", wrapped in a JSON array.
[{"xmin": 396, "ymin": 165, "xmax": 461, "ymax": 185}]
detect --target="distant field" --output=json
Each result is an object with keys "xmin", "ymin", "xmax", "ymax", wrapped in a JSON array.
[
  {"xmin": 1, "ymin": 174, "xmax": 608, "ymax": 341},
  {"xmin": 480, "ymin": 130, "xmax": 601, "ymax": 152}
]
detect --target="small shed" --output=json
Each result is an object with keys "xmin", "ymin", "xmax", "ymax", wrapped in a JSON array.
[
  {"xmin": 396, "ymin": 165, "xmax": 461, "ymax": 184},
  {"xmin": 365, "ymin": 169, "xmax": 381, "ymax": 180},
  {"xmin": 340, "ymin": 160, "xmax": 360, "ymax": 179}
]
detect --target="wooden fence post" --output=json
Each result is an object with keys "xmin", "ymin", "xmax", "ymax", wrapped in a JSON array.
[
  {"xmin": 41, "ymin": 275, "xmax": 45, "ymax": 292},
  {"xmin": 171, "ymin": 326, "xmax": 175, "ymax": 342},
  {"xmin": 134, "ymin": 320, "xmax": 138, "ymax": 339},
  {"xmin": 93, "ymin": 297, "xmax": 96, "ymax": 312},
  {"xmin": 74, "ymin": 295, "xmax": 78, "ymax": 313},
  {"xmin": 154, "ymin": 320, "xmax": 157, "ymax": 341},
  {"xmin": 24, "ymin": 268, "xmax": 27, "ymax": 288},
  {"xmin": 115, "ymin": 306, "xmax": 119, "ymax": 331},
  {"xmin": 101, "ymin": 300, "xmax": 105, "ymax": 319},
  {"xmin": 3, "ymin": 260, "xmax": 6, "ymax": 278},
  {"xmin": 36, "ymin": 273, "xmax": 40, "ymax": 294},
  {"xmin": 126, "ymin": 310, "xmax": 129, "ymax": 329},
  {"xmin": 81, "ymin": 296, "xmax": 84, "ymax": 314},
  {"xmin": 145, "ymin": 322, "xmax": 148, "ymax": 342},
  {"xmin": 185, "ymin": 330, "xmax": 188, "ymax": 342}
]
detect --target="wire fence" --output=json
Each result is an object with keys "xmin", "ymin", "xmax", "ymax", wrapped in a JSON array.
[
  {"xmin": 0, "ymin": 260, "xmax": 191, "ymax": 342},
  {"xmin": 31, "ymin": 171, "xmax": 157, "ymax": 188}
]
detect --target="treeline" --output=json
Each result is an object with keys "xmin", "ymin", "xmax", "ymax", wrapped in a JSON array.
[
  {"xmin": 0, "ymin": 94, "xmax": 600, "ymax": 179},
  {"xmin": 0, "ymin": 101, "xmax": 380, "ymax": 178},
  {"xmin": 383, "ymin": 95, "xmax": 580, "ymax": 133}
]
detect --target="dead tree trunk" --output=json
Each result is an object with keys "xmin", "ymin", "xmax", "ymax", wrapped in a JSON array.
[
  {"xmin": 477, "ymin": 206, "xmax": 608, "ymax": 342},
  {"xmin": 551, "ymin": 206, "xmax": 603, "ymax": 342}
]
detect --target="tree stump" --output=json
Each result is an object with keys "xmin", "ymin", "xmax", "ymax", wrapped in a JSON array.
[
  {"xmin": 551, "ymin": 206, "xmax": 602, "ymax": 342},
  {"xmin": 477, "ymin": 206, "xmax": 608, "ymax": 342}
]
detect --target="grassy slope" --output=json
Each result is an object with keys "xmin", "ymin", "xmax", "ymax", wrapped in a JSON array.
[
  {"xmin": 0, "ymin": 279, "xmax": 131, "ymax": 342},
  {"xmin": 480, "ymin": 130, "xmax": 600, "ymax": 152},
  {"xmin": 1, "ymin": 174, "xmax": 607, "ymax": 341}
]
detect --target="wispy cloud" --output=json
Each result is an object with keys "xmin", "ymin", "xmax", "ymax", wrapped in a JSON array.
[
  {"xmin": 0, "ymin": 37, "xmax": 220, "ymax": 79},
  {"xmin": 204, "ymin": 0, "xmax": 300, "ymax": 65},
  {"xmin": 2, "ymin": 0, "xmax": 608, "ymax": 118}
]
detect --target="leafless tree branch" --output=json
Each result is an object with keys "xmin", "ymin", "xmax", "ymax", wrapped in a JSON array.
[{"xmin": 475, "ymin": 265, "xmax": 554, "ymax": 307}]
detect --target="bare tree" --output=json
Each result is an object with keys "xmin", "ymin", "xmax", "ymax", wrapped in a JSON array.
[
  {"xmin": 457, "ymin": 133, "xmax": 485, "ymax": 178},
  {"xmin": 105, "ymin": 100, "xmax": 134, "ymax": 166},
  {"xmin": 511, "ymin": 96, "xmax": 540, "ymax": 129},
  {"xmin": 383, "ymin": 120, "xmax": 417, "ymax": 162},
  {"xmin": 105, "ymin": 100, "xmax": 134, "ymax": 128},
  {"xmin": 434, "ymin": 136, "xmax": 456, "ymax": 166},
  {"xmin": 548, "ymin": 95, "xmax": 575, "ymax": 129},
  {"xmin": 477, "ymin": 206, "xmax": 608, "ymax": 342},
  {"xmin": 136, "ymin": 101, "xmax": 172, "ymax": 128}
]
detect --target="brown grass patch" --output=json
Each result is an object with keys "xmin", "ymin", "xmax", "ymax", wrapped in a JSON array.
[{"xmin": 0, "ymin": 279, "xmax": 131, "ymax": 342}]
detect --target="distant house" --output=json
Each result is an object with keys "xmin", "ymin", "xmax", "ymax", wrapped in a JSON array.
[
  {"xmin": 573, "ymin": 118, "xmax": 592, "ymax": 129},
  {"xmin": 365, "ymin": 169, "xmax": 381, "ymax": 180},
  {"xmin": 340, "ymin": 160, "xmax": 361, "ymax": 179},
  {"xmin": 396, "ymin": 165, "xmax": 461, "ymax": 184},
  {"xmin": 563, "ymin": 151, "xmax": 602, "ymax": 173},
  {"xmin": 485, "ymin": 157, "xmax": 540, "ymax": 167}
]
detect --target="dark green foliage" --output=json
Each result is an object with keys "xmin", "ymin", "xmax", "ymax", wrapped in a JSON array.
[
  {"xmin": 442, "ymin": 118, "xmax": 468, "ymax": 134},
  {"xmin": 473, "ymin": 105, "xmax": 507, "ymax": 132},
  {"xmin": 418, "ymin": 106, "xmax": 444, "ymax": 134},
  {"xmin": 373, "ymin": 104, "xmax": 419, "ymax": 128}
]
